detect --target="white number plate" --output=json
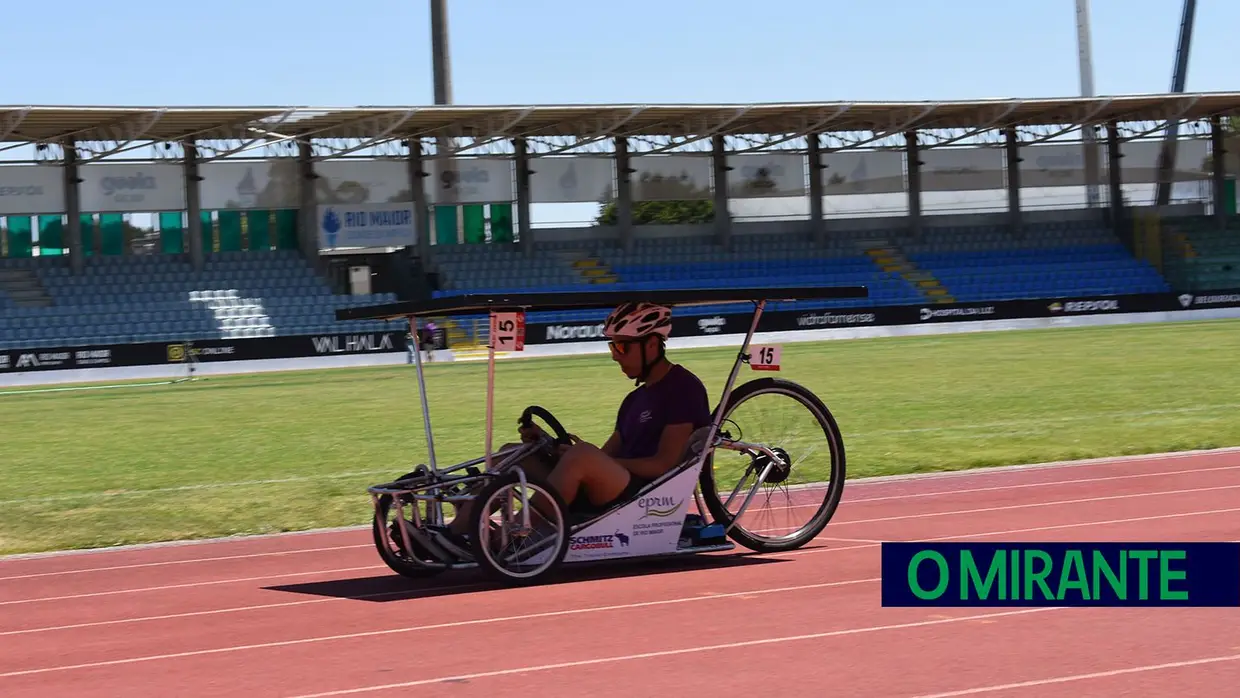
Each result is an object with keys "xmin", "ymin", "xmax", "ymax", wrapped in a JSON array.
[
  {"xmin": 490, "ymin": 312, "xmax": 526, "ymax": 351},
  {"xmin": 750, "ymin": 345, "xmax": 781, "ymax": 371}
]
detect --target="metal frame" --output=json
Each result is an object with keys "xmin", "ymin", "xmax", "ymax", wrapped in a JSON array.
[
  {"xmin": 4, "ymin": 92, "xmax": 1240, "ymax": 152},
  {"xmin": 349, "ymin": 284, "xmax": 865, "ymax": 576}
]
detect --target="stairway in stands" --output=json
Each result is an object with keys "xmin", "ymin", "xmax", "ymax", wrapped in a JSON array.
[
  {"xmin": 556, "ymin": 249, "xmax": 618, "ymax": 286},
  {"xmin": 865, "ymin": 244, "xmax": 954, "ymax": 303},
  {"xmin": 0, "ymin": 268, "xmax": 52, "ymax": 308}
]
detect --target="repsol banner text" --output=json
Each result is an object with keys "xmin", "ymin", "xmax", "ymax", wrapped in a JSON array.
[{"xmin": 880, "ymin": 542, "xmax": 1240, "ymax": 607}]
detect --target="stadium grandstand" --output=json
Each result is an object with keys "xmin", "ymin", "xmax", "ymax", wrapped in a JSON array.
[{"xmin": 0, "ymin": 95, "xmax": 1237, "ymax": 359}]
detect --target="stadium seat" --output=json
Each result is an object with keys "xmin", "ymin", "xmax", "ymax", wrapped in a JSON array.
[{"xmin": 0, "ymin": 250, "xmax": 400, "ymax": 349}]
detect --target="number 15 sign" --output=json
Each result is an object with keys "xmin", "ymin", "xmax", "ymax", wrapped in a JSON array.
[
  {"xmin": 490, "ymin": 311, "xmax": 526, "ymax": 351},
  {"xmin": 749, "ymin": 345, "xmax": 781, "ymax": 371}
]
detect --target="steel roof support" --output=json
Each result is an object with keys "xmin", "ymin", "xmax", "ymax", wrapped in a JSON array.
[
  {"xmin": 1005, "ymin": 127, "xmax": 1023, "ymax": 238},
  {"xmin": 712, "ymin": 134, "xmax": 731, "ymax": 251},
  {"xmin": 615, "ymin": 137, "xmax": 634, "ymax": 252},
  {"xmin": 1210, "ymin": 115, "xmax": 1228, "ymax": 230},
  {"xmin": 807, "ymin": 134, "xmax": 825, "ymax": 246},
  {"xmin": 61, "ymin": 142, "xmax": 84, "ymax": 275},
  {"xmin": 906, "ymin": 132, "xmax": 922, "ymax": 237},
  {"xmin": 514, "ymin": 137, "xmax": 533, "ymax": 258},
  {"xmin": 184, "ymin": 143, "xmax": 205, "ymax": 273},
  {"xmin": 1105, "ymin": 122, "xmax": 1127, "ymax": 243}
]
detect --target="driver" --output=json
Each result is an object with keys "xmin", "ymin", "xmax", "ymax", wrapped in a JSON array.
[{"xmin": 441, "ymin": 301, "xmax": 712, "ymax": 541}]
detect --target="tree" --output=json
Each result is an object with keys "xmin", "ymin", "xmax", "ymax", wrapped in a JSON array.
[{"xmin": 595, "ymin": 171, "xmax": 715, "ymax": 225}]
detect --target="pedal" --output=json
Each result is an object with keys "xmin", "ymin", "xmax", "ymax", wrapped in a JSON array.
[{"xmin": 694, "ymin": 524, "xmax": 727, "ymax": 544}]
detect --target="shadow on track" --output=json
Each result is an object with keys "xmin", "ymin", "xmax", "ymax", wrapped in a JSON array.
[{"xmin": 261, "ymin": 547, "xmax": 823, "ymax": 602}]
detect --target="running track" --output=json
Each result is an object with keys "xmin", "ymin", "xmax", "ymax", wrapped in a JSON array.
[{"xmin": 2, "ymin": 448, "xmax": 1239, "ymax": 697}]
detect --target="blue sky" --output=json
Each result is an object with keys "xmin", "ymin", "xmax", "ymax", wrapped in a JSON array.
[
  {"xmin": 2, "ymin": 0, "xmax": 1236, "ymax": 107},
  {"xmin": 1, "ymin": 1, "xmax": 1232, "ymax": 229}
]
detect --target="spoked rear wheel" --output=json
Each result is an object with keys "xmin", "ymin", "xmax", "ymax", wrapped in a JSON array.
[
  {"xmin": 373, "ymin": 494, "xmax": 449, "ymax": 578},
  {"xmin": 698, "ymin": 377, "xmax": 846, "ymax": 553},
  {"xmin": 469, "ymin": 471, "xmax": 570, "ymax": 585}
]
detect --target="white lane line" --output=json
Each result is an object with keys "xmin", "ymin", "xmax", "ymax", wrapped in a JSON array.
[
  {"xmin": 0, "ymin": 565, "xmax": 385, "ymax": 608},
  {"xmin": 5, "ymin": 452, "xmax": 1236, "ymax": 577},
  {"xmin": 0, "ymin": 470, "xmax": 398, "ymax": 507},
  {"xmin": 6, "ymin": 446, "xmax": 1235, "ymax": 566},
  {"xmin": 4, "ymin": 500, "xmax": 1237, "ymax": 642},
  {"xmin": 282, "ymin": 609, "xmax": 1063, "ymax": 696},
  {"xmin": 771, "ymin": 482, "xmax": 1240, "ymax": 530},
  {"xmin": 780, "ymin": 506, "xmax": 1240, "ymax": 559},
  {"xmin": 0, "ymin": 582, "xmax": 490, "ymax": 637},
  {"xmin": 908, "ymin": 653, "xmax": 1240, "ymax": 697},
  {"xmin": 5, "ymin": 480, "xmax": 1237, "ymax": 607},
  {"xmin": 0, "ymin": 544, "xmax": 372, "ymax": 583},
  {"xmin": 0, "ymin": 577, "xmax": 883, "ymax": 678}
]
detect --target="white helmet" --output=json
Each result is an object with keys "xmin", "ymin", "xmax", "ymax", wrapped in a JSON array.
[{"xmin": 603, "ymin": 302, "xmax": 673, "ymax": 340}]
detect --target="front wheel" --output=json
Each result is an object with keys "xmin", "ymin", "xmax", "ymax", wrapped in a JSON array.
[
  {"xmin": 469, "ymin": 471, "xmax": 570, "ymax": 585},
  {"xmin": 698, "ymin": 377, "xmax": 847, "ymax": 553}
]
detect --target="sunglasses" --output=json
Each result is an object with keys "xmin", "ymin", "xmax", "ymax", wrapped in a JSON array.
[{"xmin": 608, "ymin": 337, "xmax": 651, "ymax": 355}]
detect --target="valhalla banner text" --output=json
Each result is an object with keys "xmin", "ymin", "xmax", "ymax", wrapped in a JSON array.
[{"xmin": 880, "ymin": 542, "xmax": 1240, "ymax": 607}]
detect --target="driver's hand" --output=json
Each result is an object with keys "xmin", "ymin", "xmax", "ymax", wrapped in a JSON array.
[{"xmin": 518, "ymin": 423, "xmax": 546, "ymax": 443}]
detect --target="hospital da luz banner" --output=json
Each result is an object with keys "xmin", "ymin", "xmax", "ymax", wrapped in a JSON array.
[{"xmin": 316, "ymin": 202, "xmax": 418, "ymax": 249}]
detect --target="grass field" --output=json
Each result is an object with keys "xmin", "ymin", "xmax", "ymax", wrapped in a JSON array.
[{"xmin": 1, "ymin": 318, "xmax": 1238, "ymax": 556}]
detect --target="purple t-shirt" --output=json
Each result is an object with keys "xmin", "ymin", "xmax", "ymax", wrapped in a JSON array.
[{"xmin": 613, "ymin": 364, "xmax": 712, "ymax": 462}]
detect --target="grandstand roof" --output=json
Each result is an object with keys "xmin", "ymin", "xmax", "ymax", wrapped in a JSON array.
[{"xmin": 2, "ymin": 92, "xmax": 1238, "ymax": 144}]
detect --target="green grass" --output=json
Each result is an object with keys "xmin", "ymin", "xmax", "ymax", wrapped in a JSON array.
[{"xmin": 1, "ymin": 318, "xmax": 1238, "ymax": 556}]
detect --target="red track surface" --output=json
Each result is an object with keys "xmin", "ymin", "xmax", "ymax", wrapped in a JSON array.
[{"xmin": 3, "ymin": 449, "xmax": 1239, "ymax": 697}]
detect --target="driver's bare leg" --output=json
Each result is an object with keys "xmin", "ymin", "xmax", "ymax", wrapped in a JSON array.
[{"xmin": 548, "ymin": 443, "xmax": 631, "ymax": 508}]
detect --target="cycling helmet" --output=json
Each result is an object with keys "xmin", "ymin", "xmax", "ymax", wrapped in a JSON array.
[
  {"xmin": 603, "ymin": 302, "xmax": 672, "ymax": 340},
  {"xmin": 603, "ymin": 302, "xmax": 673, "ymax": 385}
]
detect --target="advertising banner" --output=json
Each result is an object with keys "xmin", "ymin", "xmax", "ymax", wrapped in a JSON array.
[
  {"xmin": 726, "ymin": 153, "xmax": 808, "ymax": 199},
  {"xmin": 427, "ymin": 157, "xmax": 515, "ymax": 204},
  {"xmin": 0, "ymin": 331, "xmax": 407, "ymax": 374},
  {"xmin": 317, "ymin": 202, "xmax": 418, "ymax": 249},
  {"xmin": 629, "ymin": 155, "xmax": 713, "ymax": 201},
  {"xmin": 78, "ymin": 163, "xmax": 185, "ymax": 212},
  {"xmin": 517, "ymin": 290, "xmax": 1240, "ymax": 346},
  {"xmin": 528, "ymin": 156, "xmax": 615, "ymax": 203},
  {"xmin": 198, "ymin": 160, "xmax": 300, "ymax": 210},
  {"xmin": 0, "ymin": 164, "xmax": 65, "ymax": 215},
  {"xmin": 4, "ymin": 291, "xmax": 1238, "ymax": 374}
]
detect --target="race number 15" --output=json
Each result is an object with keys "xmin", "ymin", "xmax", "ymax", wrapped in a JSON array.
[
  {"xmin": 490, "ymin": 311, "xmax": 526, "ymax": 351},
  {"xmin": 749, "ymin": 345, "xmax": 781, "ymax": 371}
]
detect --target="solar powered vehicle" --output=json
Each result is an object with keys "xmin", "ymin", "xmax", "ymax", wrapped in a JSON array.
[{"xmin": 335, "ymin": 285, "xmax": 867, "ymax": 586}]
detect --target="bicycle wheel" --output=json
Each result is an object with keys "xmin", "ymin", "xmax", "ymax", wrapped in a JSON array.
[
  {"xmin": 698, "ymin": 377, "xmax": 846, "ymax": 553},
  {"xmin": 372, "ymin": 493, "xmax": 449, "ymax": 578},
  {"xmin": 469, "ymin": 471, "xmax": 570, "ymax": 585}
]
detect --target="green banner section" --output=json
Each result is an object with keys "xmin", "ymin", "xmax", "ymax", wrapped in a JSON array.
[
  {"xmin": 159, "ymin": 212, "xmax": 185, "ymax": 254},
  {"xmin": 247, "ymin": 210, "xmax": 272, "ymax": 251},
  {"xmin": 38, "ymin": 215, "xmax": 64, "ymax": 255},
  {"xmin": 434, "ymin": 205, "xmax": 459, "ymax": 245},
  {"xmin": 275, "ymin": 209, "xmax": 299, "ymax": 250},
  {"xmin": 463, "ymin": 204, "xmax": 486, "ymax": 244},
  {"xmin": 217, "ymin": 210, "xmax": 243, "ymax": 252},
  {"xmin": 490, "ymin": 203, "xmax": 514, "ymax": 244},
  {"xmin": 6, "ymin": 216, "xmax": 32, "ymax": 257},
  {"xmin": 99, "ymin": 213, "xmax": 125, "ymax": 255}
]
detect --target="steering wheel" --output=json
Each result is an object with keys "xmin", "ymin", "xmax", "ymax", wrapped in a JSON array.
[{"xmin": 518, "ymin": 405, "xmax": 572, "ymax": 448}]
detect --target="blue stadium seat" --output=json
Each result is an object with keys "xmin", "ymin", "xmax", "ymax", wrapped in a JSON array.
[{"xmin": 0, "ymin": 250, "xmax": 401, "ymax": 349}]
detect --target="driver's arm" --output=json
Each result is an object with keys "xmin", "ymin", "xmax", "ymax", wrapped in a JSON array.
[
  {"xmin": 615, "ymin": 423, "xmax": 695, "ymax": 479},
  {"xmin": 600, "ymin": 430, "xmax": 622, "ymax": 458}
]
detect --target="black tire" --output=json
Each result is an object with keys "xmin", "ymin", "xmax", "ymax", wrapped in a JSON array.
[
  {"xmin": 372, "ymin": 494, "xmax": 448, "ymax": 579},
  {"xmin": 697, "ymin": 377, "xmax": 846, "ymax": 553},
  {"xmin": 469, "ymin": 471, "xmax": 570, "ymax": 586}
]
